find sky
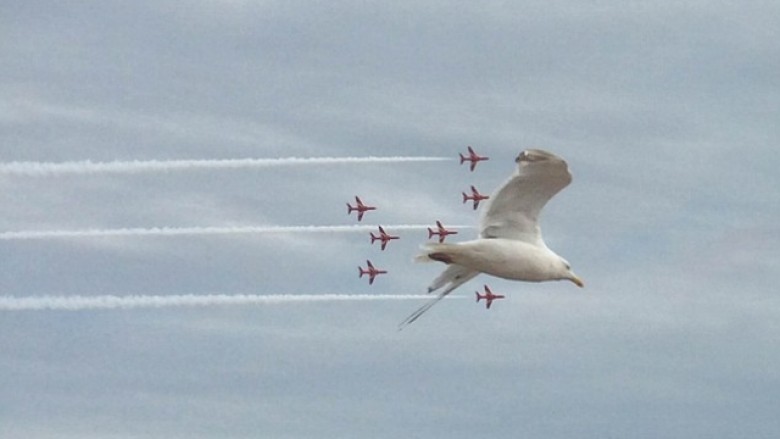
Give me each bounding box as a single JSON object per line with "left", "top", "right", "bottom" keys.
{"left": 1, "top": 1, "right": 779, "bottom": 438}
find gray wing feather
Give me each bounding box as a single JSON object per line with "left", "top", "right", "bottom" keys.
{"left": 427, "top": 264, "right": 478, "bottom": 293}
{"left": 399, "top": 267, "right": 478, "bottom": 330}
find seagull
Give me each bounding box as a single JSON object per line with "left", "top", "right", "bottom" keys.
{"left": 399, "top": 149, "right": 584, "bottom": 329}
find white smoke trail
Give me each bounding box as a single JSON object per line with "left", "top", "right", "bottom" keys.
{"left": 0, "top": 224, "right": 473, "bottom": 240}
{"left": 0, "top": 156, "right": 451, "bottom": 177}
{"left": 0, "top": 294, "right": 437, "bottom": 311}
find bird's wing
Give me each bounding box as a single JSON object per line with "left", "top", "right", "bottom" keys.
{"left": 398, "top": 266, "right": 478, "bottom": 330}
{"left": 479, "top": 149, "right": 572, "bottom": 245}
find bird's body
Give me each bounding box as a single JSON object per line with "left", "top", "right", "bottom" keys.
{"left": 420, "top": 239, "right": 564, "bottom": 282}
{"left": 400, "top": 149, "right": 583, "bottom": 329}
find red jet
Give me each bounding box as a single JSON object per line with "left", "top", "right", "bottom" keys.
{"left": 475, "top": 285, "right": 505, "bottom": 309}
{"left": 358, "top": 260, "right": 387, "bottom": 285}
{"left": 462, "top": 185, "right": 490, "bottom": 210}
{"left": 427, "top": 220, "right": 458, "bottom": 243}
{"left": 459, "top": 146, "right": 489, "bottom": 171}
{"left": 347, "top": 196, "right": 376, "bottom": 222}
{"left": 370, "top": 226, "right": 399, "bottom": 251}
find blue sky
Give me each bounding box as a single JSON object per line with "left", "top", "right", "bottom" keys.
{"left": 1, "top": 1, "right": 779, "bottom": 438}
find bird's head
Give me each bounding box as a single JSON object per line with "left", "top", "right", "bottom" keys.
{"left": 558, "top": 258, "right": 584, "bottom": 288}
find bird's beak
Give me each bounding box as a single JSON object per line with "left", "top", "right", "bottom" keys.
{"left": 569, "top": 274, "right": 584, "bottom": 288}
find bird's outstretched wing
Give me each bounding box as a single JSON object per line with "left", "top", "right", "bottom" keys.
{"left": 479, "top": 149, "right": 572, "bottom": 246}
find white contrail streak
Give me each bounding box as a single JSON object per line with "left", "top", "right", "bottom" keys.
{"left": 0, "top": 224, "right": 473, "bottom": 240}
{"left": 0, "top": 156, "right": 451, "bottom": 177}
{"left": 0, "top": 294, "right": 437, "bottom": 311}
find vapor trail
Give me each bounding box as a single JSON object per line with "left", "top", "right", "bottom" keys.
{"left": 0, "top": 156, "right": 450, "bottom": 177}
{"left": 0, "top": 294, "right": 435, "bottom": 311}
{"left": 0, "top": 224, "right": 472, "bottom": 240}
